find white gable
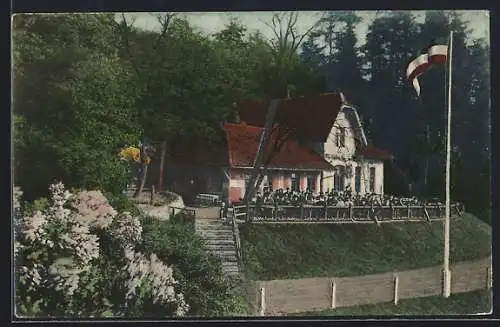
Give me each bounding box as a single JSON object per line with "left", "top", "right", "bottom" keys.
{"left": 324, "top": 110, "right": 356, "bottom": 161}
{"left": 323, "top": 106, "right": 367, "bottom": 162}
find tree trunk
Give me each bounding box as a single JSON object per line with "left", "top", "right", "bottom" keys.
{"left": 158, "top": 140, "right": 167, "bottom": 192}
{"left": 134, "top": 143, "right": 149, "bottom": 198}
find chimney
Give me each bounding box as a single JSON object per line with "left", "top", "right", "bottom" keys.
{"left": 232, "top": 102, "right": 241, "bottom": 123}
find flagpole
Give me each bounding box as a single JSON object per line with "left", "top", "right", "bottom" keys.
{"left": 443, "top": 30, "right": 453, "bottom": 298}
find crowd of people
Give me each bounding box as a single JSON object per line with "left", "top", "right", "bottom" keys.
{"left": 242, "top": 186, "right": 446, "bottom": 208}
{"left": 222, "top": 187, "right": 461, "bottom": 219}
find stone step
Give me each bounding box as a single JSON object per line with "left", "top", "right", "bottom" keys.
{"left": 199, "top": 235, "right": 234, "bottom": 241}
{"left": 204, "top": 239, "right": 235, "bottom": 245}
{"left": 197, "top": 229, "right": 233, "bottom": 234}
{"left": 197, "top": 225, "right": 233, "bottom": 231}
{"left": 217, "top": 253, "right": 238, "bottom": 262}
{"left": 210, "top": 248, "right": 237, "bottom": 255}
{"left": 221, "top": 262, "right": 239, "bottom": 268}
{"left": 206, "top": 243, "right": 236, "bottom": 249}
{"left": 222, "top": 265, "right": 239, "bottom": 271}
{"left": 206, "top": 246, "right": 236, "bottom": 253}
{"left": 198, "top": 229, "right": 234, "bottom": 235}
{"left": 201, "top": 236, "right": 234, "bottom": 242}
{"left": 196, "top": 222, "right": 228, "bottom": 226}
{"left": 212, "top": 252, "right": 238, "bottom": 262}
{"left": 199, "top": 235, "right": 234, "bottom": 240}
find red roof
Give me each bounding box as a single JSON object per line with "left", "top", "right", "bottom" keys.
{"left": 223, "top": 122, "right": 333, "bottom": 170}
{"left": 359, "top": 145, "right": 393, "bottom": 160}
{"left": 237, "top": 93, "right": 343, "bottom": 143}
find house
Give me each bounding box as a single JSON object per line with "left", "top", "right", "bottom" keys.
{"left": 223, "top": 122, "right": 333, "bottom": 202}
{"left": 154, "top": 93, "right": 392, "bottom": 204}
{"left": 237, "top": 93, "right": 392, "bottom": 197}
{"left": 318, "top": 105, "right": 392, "bottom": 195}
{"left": 155, "top": 121, "right": 334, "bottom": 204}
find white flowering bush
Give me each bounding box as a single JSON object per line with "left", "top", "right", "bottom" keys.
{"left": 14, "top": 182, "right": 189, "bottom": 318}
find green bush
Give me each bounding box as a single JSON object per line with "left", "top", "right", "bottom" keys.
{"left": 22, "top": 197, "right": 50, "bottom": 214}
{"left": 106, "top": 193, "right": 141, "bottom": 217}
{"left": 139, "top": 216, "right": 249, "bottom": 317}
{"left": 170, "top": 212, "right": 195, "bottom": 230}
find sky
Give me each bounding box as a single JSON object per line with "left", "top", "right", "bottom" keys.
{"left": 119, "top": 10, "right": 490, "bottom": 47}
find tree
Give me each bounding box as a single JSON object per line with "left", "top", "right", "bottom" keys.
{"left": 362, "top": 11, "right": 421, "bottom": 194}
{"left": 260, "top": 12, "right": 323, "bottom": 98}
{"left": 116, "top": 13, "right": 176, "bottom": 195}
{"left": 305, "top": 11, "right": 364, "bottom": 102}
{"left": 13, "top": 14, "right": 141, "bottom": 201}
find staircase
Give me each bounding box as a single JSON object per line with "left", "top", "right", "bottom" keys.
{"left": 195, "top": 218, "right": 241, "bottom": 278}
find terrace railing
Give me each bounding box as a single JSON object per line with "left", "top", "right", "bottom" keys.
{"left": 169, "top": 206, "right": 196, "bottom": 218}
{"left": 230, "top": 203, "right": 465, "bottom": 224}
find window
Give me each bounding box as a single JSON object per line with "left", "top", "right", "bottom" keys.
{"left": 369, "top": 167, "right": 376, "bottom": 193}
{"left": 333, "top": 166, "right": 345, "bottom": 191}
{"left": 355, "top": 166, "right": 361, "bottom": 193}
{"left": 291, "top": 173, "right": 299, "bottom": 192}
{"left": 307, "top": 175, "right": 316, "bottom": 191}
{"left": 336, "top": 127, "right": 346, "bottom": 148}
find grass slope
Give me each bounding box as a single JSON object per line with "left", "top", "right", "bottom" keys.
{"left": 239, "top": 213, "right": 491, "bottom": 281}
{"left": 290, "top": 290, "right": 492, "bottom": 316}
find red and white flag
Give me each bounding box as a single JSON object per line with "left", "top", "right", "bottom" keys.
{"left": 406, "top": 43, "right": 448, "bottom": 96}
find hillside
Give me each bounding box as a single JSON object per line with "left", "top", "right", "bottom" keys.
{"left": 239, "top": 213, "right": 491, "bottom": 281}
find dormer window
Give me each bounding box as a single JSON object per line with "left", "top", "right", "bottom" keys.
{"left": 336, "top": 127, "right": 346, "bottom": 148}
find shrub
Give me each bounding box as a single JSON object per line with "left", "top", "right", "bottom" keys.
{"left": 105, "top": 192, "right": 141, "bottom": 217}
{"left": 170, "top": 212, "right": 195, "bottom": 230}
{"left": 139, "top": 216, "right": 249, "bottom": 317}
{"left": 14, "top": 182, "right": 188, "bottom": 318}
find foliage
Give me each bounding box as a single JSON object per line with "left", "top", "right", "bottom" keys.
{"left": 239, "top": 213, "right": 491, "bottom": 281}
{"left": 13, "top": 14, "right": 141, "bottom": 201}
{"left": 301, "top": 10, "right": 490, "bottom": 224}
{"left": 290, "top": 289, "right": 491, "bottom": 316}
{"left": 302, "top": 11, "right": 364, "bottom": 103}
{"left": 139, "top": 215, "right": 249, "bottom": 316}
{"left": 14, "top": 183, "right": 188, "bottom": 318}
{"left": 169, "top": 211, "right": 195, "bottom": 230}
{"left": 105, "top": 193, "right": 141, "bottom": 217}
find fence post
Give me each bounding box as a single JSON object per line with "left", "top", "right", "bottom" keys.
{"left": 393, "top": 274, "right": 399, "bottom": 305}
{"left": 260, "top": 287, "right": 266, "bottom": 316}
{"left": 331, "top": 279, "right": 337, "bottom": 309}
{"left": 349, "top": 204, "right": 353, "bottom": 221}
{"left": 150, "top": 185, "right": 155, "bottom": 205}
{"left": 423, "top": 206, "right": 431, "bottom": 222}
{"left": 324, "top": 205, "right": 328, "bottom": 219}
{"left": 407, "top": 204, "right": 411, "bottom": 219}
{"left": 390, "top": 204, "right": 394, "bottom": 219}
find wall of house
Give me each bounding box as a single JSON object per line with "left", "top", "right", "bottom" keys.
{"left": 227, "top": 168, "right": 322, "bottom": 204}
{"left": 323, "top": 110, "right": 357, "bottom": 161}
{"left": 319, "top": 106, "right": 385, "bottom": 196}
{"left": 321, "top": 160, "right": 384, "bottom": 195}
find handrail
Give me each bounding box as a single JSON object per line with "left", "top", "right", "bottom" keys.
{"left": 230, "top": 203, "right": 464, "bottom": 222}
{"left": 169, "top": 206, "right": 195, "bottom": 217}
{"left": 231, "top": 209, "right": 242, "bottom": 267}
